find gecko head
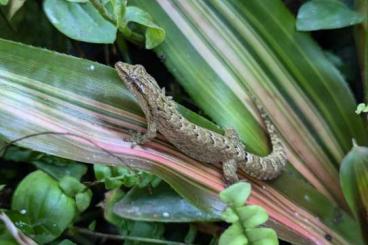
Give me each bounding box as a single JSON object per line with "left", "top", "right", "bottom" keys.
{"left": 115, "top": 62, "right": 162, "bottom": 106}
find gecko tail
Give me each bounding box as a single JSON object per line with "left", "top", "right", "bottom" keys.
{"left": 240, "top": 95, "right": 287, "bottom": 180}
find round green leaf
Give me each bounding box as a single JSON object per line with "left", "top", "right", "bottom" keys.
{"left": 11, "top": 171, "right": 76, "bottom": 243}
{"left": 219, "top": 223, "right": 248, "bottom": 245}
{"left": 221, "top": 207, "right": 239, "bottom": 223}
{"left": 219, "top": 182, "right": 251, "bottom": 207}
{"left": 296, "top": 0, "right": 364, "bottom": 31}
{"left": 75, "top": 190, "right": 92, "bottom": 212}
{"left": 59, "top": 176, "right": 85, "bottom": 197}
{"left": 236, "top": 205, "right": 269, "bottom": 228}
{"left": 43, "top": 0, "right": 117, "bottom": 43}
{"left": 245, "top": 228, "right": 278, "bottom": 245}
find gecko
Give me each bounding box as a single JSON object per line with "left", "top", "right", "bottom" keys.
{"left": 115, "top": 62, "right": 287, "bottom": 183}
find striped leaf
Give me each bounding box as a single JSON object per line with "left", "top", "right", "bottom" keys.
{"left": 0, "top": 38, "right": 363, "bottom": 244}
{"left": 131, "top": 0, "right": 368, "bottom": 214}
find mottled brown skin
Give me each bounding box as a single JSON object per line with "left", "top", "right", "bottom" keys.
{"left": 115, "top": 62, "right": 286, "bottom": 183}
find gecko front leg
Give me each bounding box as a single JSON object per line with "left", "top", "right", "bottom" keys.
{"left": 127, "top": 117, "right": 157, "bottom": 146}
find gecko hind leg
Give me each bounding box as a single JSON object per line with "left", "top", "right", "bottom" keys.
{"left": 223, "top": 159, "right": 239, "bottom": 185}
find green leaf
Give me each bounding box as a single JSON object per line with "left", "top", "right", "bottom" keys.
{"left": 59, "top": 176, "right": 86, "bottom": 196}
{"left": 0, "top": 37, "right": 363, "bottom": 243}
{"left": 296, "top": 0, "right": 365, "bottom": 31}
{"left": 110, "top": 0, "right": 126, "bottom": 26}
{"left": 355, "top": 103, "right": 368, "bottom": 114}
{"left": 103, "top": 189, "right": 165, "bottom": 243}
{"left": 236, "top": 206, "right": 269, "bottom": 228}
{"left": 43, "top": 0, "right": 117, "bottom": 43}
{"left": 59, "top": 176, "right": 92, "bottom": 212}
{"left": 75, "top": 191, "right": 92, "bottom": 212}
{"left": 219, "top": 223, "right": 248, "bottom": 245}
{"left": 122, "top": 6, "right": 165, "bottom": 49}
{"left": 11, "top": 171, "right": 76, "bottom": 243}
{"left": 0, "top": 0, "right": 9, "bottom": 6}
{"left": 340, "top": 142, "right": 368, "bottom": 242}
{"left": 2, "top": 146, "right": 87, "bottom": 181}
{"left": 221, "top": 207, "right": 239, "bottom": 223}
{"left": 245, "top": 228, "right": 278, "bottom": 245}
{"left": 219, "top": 182, "right": 251, "bottom": 207}
{"left": 0, "top": 185, "right": 5, "bottom": 192}
{"left": 113, "top": 182, "right": 220, "bottom": 222}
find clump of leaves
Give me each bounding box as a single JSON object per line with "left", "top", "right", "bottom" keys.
{"left": 94, "top": 165, "right": 161, "bottom": 190}
{"left": 9, "top": 170, "right": 92, "bottom": 243}
{"left": 219, "top": 182, "right": 278, "bottom": 245}
{"left": 42, "top": 0, "right": 165, "bottom": 49}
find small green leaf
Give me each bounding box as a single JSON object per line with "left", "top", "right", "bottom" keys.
{"left": 236, "top": 205, "right": 269, "bottom": 228}
{"left": 221, "top": 207, "right": 239, "bottom": 223}
{"left": 94, "top": 165, "right": 112, "bottom": 179}
{"left": 297, "top": 0, "right": 364, "bottom": 31}
{"left": 0, "top": 185, "right": 5, "bottom": 192}
{"left": 219, "top": 182, "right": 251, "bottom": 207}
{"left": 2, "top": 146, "right": 88, "bottom": 181}
{"left": 88, "top": 220, "right": 96, "bottom": 231}
{"left": 75, "top": 190, "right": 92, "bottom": 212}
{"left": 43, "top": 0, "right": 117, "bottom": 43}
{"left": 11, "top": 171, "right": 76, "bottom": 243}
{"left": 59, "top": 176, "right": 86, "bottom": 196}
{"left": 0, "top": 0, "right": 9, "bottom": 6}
{"left": 245, "top": 228, "right": 278, "bottom": 245}
{"left": 122, "top": 6, "right": 165, "bottom": 49}
{"left": 340, "top": 143, "right": 368, "bottom": 243}
{"left": 356, "top": 103, "right": 368, "bottom": 114}
{"left": 59, "top": 176, "right": 92, "bottom": 212}
{"left": 219, "top": 223, "right": 248, "bottom": 245}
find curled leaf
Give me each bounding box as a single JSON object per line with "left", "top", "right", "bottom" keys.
{"left": 122, "top": 6, "right": 165, "bottom": 49}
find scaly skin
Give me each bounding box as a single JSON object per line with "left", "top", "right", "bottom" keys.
{"left": 115, "top": 62, "right": 286, "bottom": 183}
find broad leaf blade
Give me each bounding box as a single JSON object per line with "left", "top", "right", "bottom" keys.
{"left": 0, "top": 38, "right": 362, "bottom": 244}
{"left": 113, "top": 182, "right": 220, "bottom": 222}
{"left": 131, "top": 0, "right": 368, "bottom": 211}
